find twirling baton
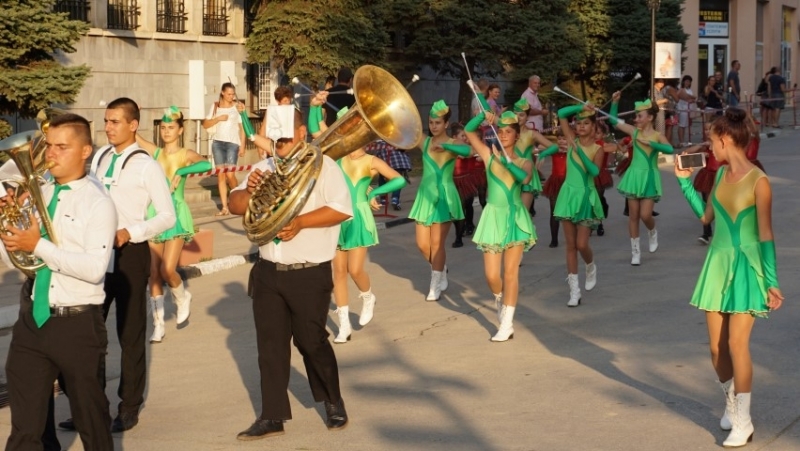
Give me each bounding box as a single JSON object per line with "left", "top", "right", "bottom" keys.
{"left": 598, "top": 73, "right": 642, "bottom": 110}
{"left": 460, "top": 52, "right": 511, "bottom": 160}
{"left": 291, "top": 77, "right": 341, "bottom": 112}
{"left": 553, "top": 87, "right": 615, "bottom": 120}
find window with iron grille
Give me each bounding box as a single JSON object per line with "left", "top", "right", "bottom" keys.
{"left": 203, "top": 0, "right": 228, "bottom": 36}
{"left": 244, "top": 0, "right": 258, "bottom": 36}
{"left": 54, "top": 0, "right": 90, "bottom": 23}
{"left": 108, "top": 0, "right": 139, "bottom": 30}
{"left": 256, "top": 63, "right": 272, "bottom": 110}
{"left": 157, "top": 0, "right": 187, "bottom": 33}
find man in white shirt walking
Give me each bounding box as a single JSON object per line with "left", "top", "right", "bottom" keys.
{"left": 229, "top": 109, "right": 353, "bottom": 440}
{"left": 1, "top": 113, "right": 117, "bottom": 450}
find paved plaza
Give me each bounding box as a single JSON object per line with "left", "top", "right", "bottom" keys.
{"left": 0, "top": 130, "right": 798, "bottom": 450}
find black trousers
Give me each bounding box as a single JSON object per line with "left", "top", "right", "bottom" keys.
{"left": 103, "top": 242, "right": 150, "bottom": 415}
{"left": 250, "top": 259, "right": 341, "bottom": 420}
{"left": 5, "top": 280, "right": 113, "bottom": 451}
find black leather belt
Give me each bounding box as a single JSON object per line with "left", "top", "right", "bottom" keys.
{"left": 275, "top": 262, "right": 321, "bottom": 271}
{"left": 49, "top": 304, "right": 102, "bottom": 318}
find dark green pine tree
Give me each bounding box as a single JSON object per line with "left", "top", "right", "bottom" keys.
{"left": 401, "top": 0, "right": 584, "bottom": 123}
{"left": 0, "top": 0, "right": 90, "bottom": 117}
{"left": 246, "top": 0, "right": 388, "bottom": 85}
{"left": 568, "top": 0, "right": 613, "bottom": 103}
{"left": 607, "top": 0, "right": 688, "bottom": 103}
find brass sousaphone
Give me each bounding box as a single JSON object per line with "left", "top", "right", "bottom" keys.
{"left": 243, "top": 65, "right": 423, "bottom": 245}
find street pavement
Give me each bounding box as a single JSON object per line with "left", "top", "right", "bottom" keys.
{"left": 0, "top": 128, "right": 798, "bottom": 450}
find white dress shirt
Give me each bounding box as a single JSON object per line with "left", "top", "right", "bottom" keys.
{"left": 521, "top": 87, "right": 544, "bottom": 131}
{"left": 3, "top": 176, "right": 119, "bottom": 307}
{"left": 232, "top": 154, "right": 352, "bottom": 264}
{"left": 91, "top": 143, "right": 175, "bottom": 244}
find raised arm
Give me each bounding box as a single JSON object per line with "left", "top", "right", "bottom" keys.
{"left": 608, "top": 91, "right": 636, "bottom": 136}
{"left": 135, "top": 134, "right": 157, "bottom": 156}
{"left": 463, "top": 111, "right": 493, "bottom": 163}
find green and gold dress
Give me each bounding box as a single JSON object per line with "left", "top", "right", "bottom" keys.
{"left": 553, "top": 142, "right": 605, "bottom": 228}
{"left": 337, "top": 154, "right": 379, "bottom": 250}
{"left": 408, "top": 137, "right": 465, "bottom": 225}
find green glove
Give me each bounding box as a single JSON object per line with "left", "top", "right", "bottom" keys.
{"left": 476, "top": 93, "right": 491, "bottom": 111}
{"left": 441, "top": 143, "right": 471, "bottom": 157}
{"left": 175, "top": 160, "right": 213, "bottom": 177}
{"left": 557, "top": 104, "right": 585, "bottom": 119}
{"left": 538, "top": 143, "right": 558, "bottom": 158}
{"left": 650, "top": 141, "right": 674, "bottom": 154}
{"left": 308, "top": 106, "right": 323, "bottom": 135}
{"left": 465, "top": 112, "right": 486, "bottom": 133}
{"left": 240, "top": 112, "right": 256, "bottom": 139}
{"left": 759, "top": 240, "right": 779, "bottom": 289}
{"left": 368, "top": 176, "right": 407, "bottom": 201}
{"left": 576, "top": 147, "right": 599, "bottom": 176}
{"left": 502, "top": 159, "right": 528, "bottom": 184}
{"left": 608, "top": 102, "right": 620, "bottom": 126}
{"left": 677, "top": 176, "right": 705, "bottom": 218}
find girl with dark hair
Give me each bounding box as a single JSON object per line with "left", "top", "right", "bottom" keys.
{"left": 137, "top": 107, "right": 212, "bottom": 342}
{"left": 548, "top": 103, "right": 606, "bottom": 307}
{"left": 609, "top": 91, "right": 674, "bottom": 266}
{"left": 409, "top": 100, "right": 470, "bottom": 301}
{"left": 675, "top": 107, "right": 783, "bottom": 448}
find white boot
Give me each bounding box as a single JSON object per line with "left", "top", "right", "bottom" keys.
{"left": 170, "top": 281, "right": 192, "bottom": 325}
{"left": 566, "top": 274, "right": 581, "bottom": 307}
{"left": 149, "top": 296, "right": 165, "bottom": 343}
{"left": 439, "top": 265, "right": 449, "bottom": 291}
{"left": 333, "top": 307, "right": 351, "bottom": 343}
{"left": 491, "top": 305, "right": 515, "bottom": 342}
{"left": 631, "top": 238, "right": 641, "bottom": 266}
{"left": 648, "top": 228, "right": 659, "bottom": 252}
{"left": 494, "top": 293, "right": 503, "bottom": 322}
{"left": 723, "top": 392, "right": 754, "bottom": 447}
{"left": 719, "top": 379, "right": 735, "bottom": 431}
{"left": 585, "top": 262, "right": 597, "bottom": 291}
{"left": 358, "top": 290, "right": 376, "bottom": 326}
{"left": 426, "top": 271, "right": 442, "bottom": 301}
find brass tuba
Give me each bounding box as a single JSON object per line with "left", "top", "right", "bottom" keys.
{"left": 243, "top": 65, "right": 423, "bottom": 246}
{"left": 0, "top": 110, "right": 61, "bottom": 278}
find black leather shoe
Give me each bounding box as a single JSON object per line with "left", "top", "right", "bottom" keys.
{"left": 236, "top": 419, "right": 285, "bottom": 441}
{"left": 597, "top": 224, "right": 605, "bottom": 236}
{"left": 110, "top": 412, "right": 139, "bottom": 432}
{"left": 324, "top": 399, "right": 348, "bottom": 430}
{"left": 58, "top": 418, "right": 75, "bottom": 431}
{"left": 549, "top": 241, "right": 558, "bottom": 248}
{"left": 392, "top": 203, "right": 402, "bottom": 211}
{"left": 452, "top": 239, "right": 463, "bottom": 248}
{"left": 653, "top": 211, "right": 660, "bottom": 217}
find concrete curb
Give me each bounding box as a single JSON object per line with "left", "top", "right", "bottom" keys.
{"left": 177, "top": 215, "right": 414, "bottom": 281}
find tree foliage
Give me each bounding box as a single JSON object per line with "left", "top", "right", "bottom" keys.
{"left": 247, "top": 0, "right": 388, "bottom": 84}
{"left": 0, "top": 0, "right": 90, "bottom": 117}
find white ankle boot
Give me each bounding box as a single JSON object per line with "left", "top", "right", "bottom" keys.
{"left": 494, "top": 293, "right": 503, "bottom": 322}
{"left": 426, "top": 271, "right": 443, "bottom": 301}
{"left": 723, "top": 392, "right": 754, "bottom": 447}
{"left": 491, "top": 305, "right": 515, "bottom": 342}
{"left": 648, "top": 228, "right": 659, "bottom": 253}
{"left": 566, "top": 274, "right": 581, "bottom": 307}
{"left": 170, "top": 281, "right": 192, "bottom": 325}
{"left": 149, "top": 296, "right": 165, "bottom": 343}
{"left": 719, "top": 379, "right": 735, "bottom": 431}
{"left": 334, "top": 307, "right": 351, "bottom": 343}
{"left": 585, "top": 262, "right": 597, "bottom": 291}
{"left": 631, "top": 237, "right": 641, "bottom": 266}
{"left": 358, "top": 291, "right": 376, "bottom": 326}
{"left": 439, "top": 265, "right": 449, "bottom": 291}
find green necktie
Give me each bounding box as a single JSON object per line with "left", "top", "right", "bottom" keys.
{"left": 32, "top": 184, "right": 71, "bottom": 327}
{"left": 104, "top": 152, "right": 121, "bottom": 189}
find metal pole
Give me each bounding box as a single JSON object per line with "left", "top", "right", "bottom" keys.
{"left": 650, "top": 6, "right": 656, "bottom": 100}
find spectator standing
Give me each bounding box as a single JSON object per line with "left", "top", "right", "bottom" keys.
{"left": 202, "top": 82, "right": 246, "bottom": 216}
{"left": 726, "top": 60, "right": 741, "bottom": 107}
{"left": 767, "top": 66, "right": 786, "bottom": 128}
{"left": 520, "top": 75, "right": 548, "bottom": 131}
{"left": 324, "top": 67, "right": 356, "bottom": 127}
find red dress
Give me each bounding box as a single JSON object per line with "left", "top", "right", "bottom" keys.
{"left": 542, "top": 151, "right": 567, "bottom": 200}
{"left": 594, "top": 140, "right": 613, "bottom": 189}
{"left": 454, "top": 156, "right": 478, "bottom": 200}
{"left": 692, "top": 146, "right": 721, "bottom": 195}
{"left": 614, "top": 136, "right": 633, "bottom": 176}
{"left": 746, "top": 138, "right": 765, "bottom": 172}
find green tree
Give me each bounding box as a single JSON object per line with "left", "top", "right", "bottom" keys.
{"left": 247, "top": 0, "right": 388, "bottom": 84}
{"left": 568, "top": 0, "right": 613, "bottom": 103}
{"left": 402, "top": 0, "right": 584, "bottom": 123}
{"left": 0, "top": 0, "right": 90, "bottom": 117}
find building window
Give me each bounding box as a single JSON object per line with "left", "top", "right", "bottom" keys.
{"left": 255, "top": 63, "right": 272, "bottom": 110}
{"left": 156, "top": 0, "right": 187, "bottom": 33}
{"left": 108, "top": 0, "right": 139, "bottom": 30}
{"left": 244, "top": 0, "right": 258, "bottom": 36}
{"left": 203, "top": 0, "right": 228, "bottom": 36}
{"left": 54, "top": 0, "right": 90, "bottom": 22}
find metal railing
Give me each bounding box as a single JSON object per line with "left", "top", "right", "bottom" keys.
{"left": 108, "top": 0, "right": 139, "bottom": 30}
{"left": 203, "top": 0, "right": 228, "bottom": 36}
{"left": 156, "top": 0, "right": 187, "bottom": 34}
{"left": 54, "top": 0, "right": 90, "bottom": 22}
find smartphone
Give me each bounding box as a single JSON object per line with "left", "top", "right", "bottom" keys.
{"left": 678, "top": 152, "right": 707, "bottom": 170}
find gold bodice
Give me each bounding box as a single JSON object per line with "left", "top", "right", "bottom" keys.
{"left": 155, "top": 147, "right": 189, "bottom": 179}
